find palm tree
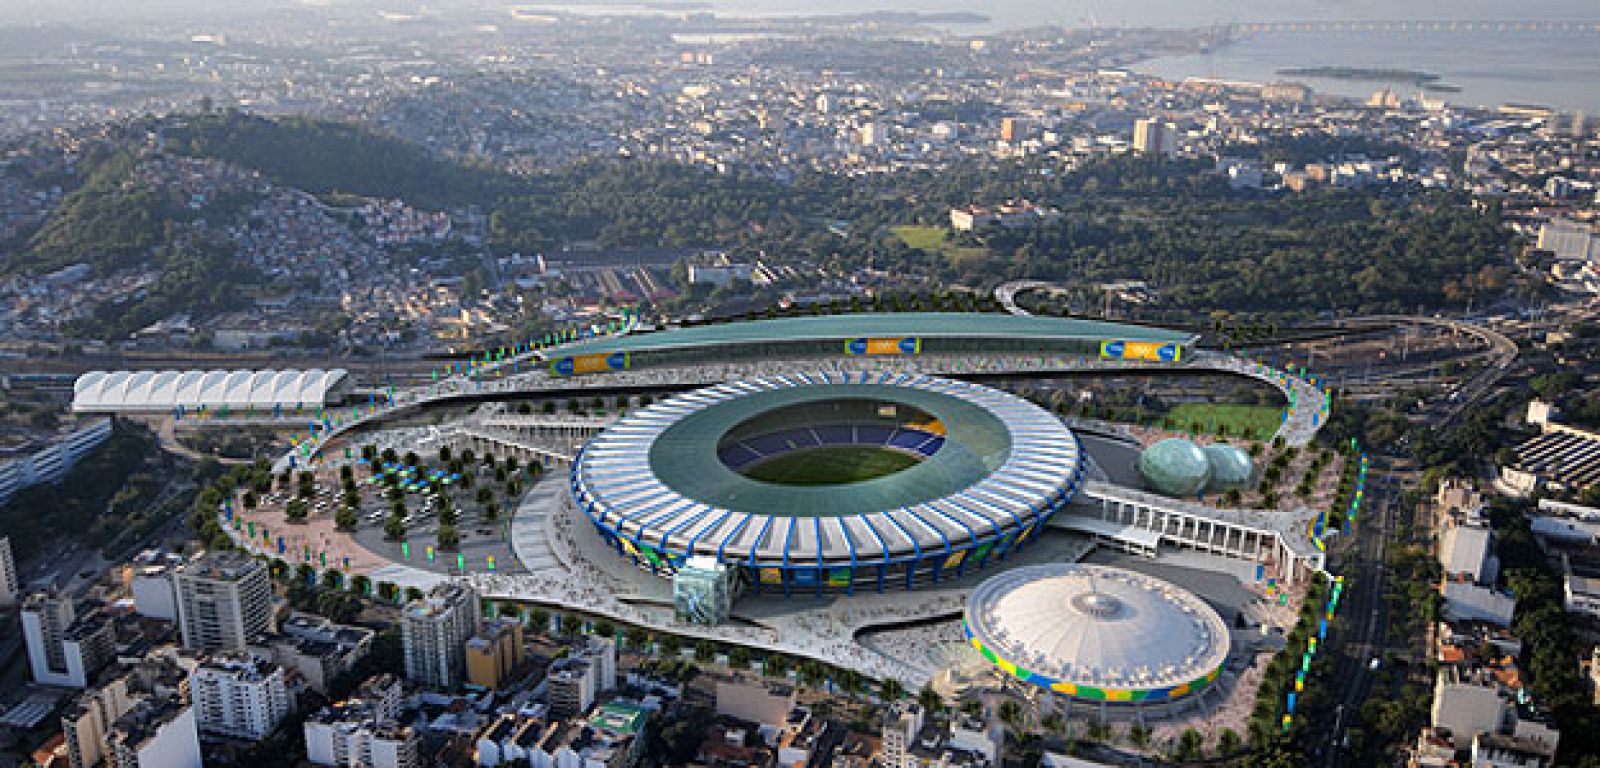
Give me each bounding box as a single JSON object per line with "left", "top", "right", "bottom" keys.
{"left": 350, "top": 574, "right": 371, "bottom": 596}
{"left": 1042, "top": 712, "right": 1064, "bottom": 735}
{"left": 880, "top": 677, "right": 905, "bottom": 701}
{"left": 321, "top": 570, "right": 344, "bottom": 590}
{"left": 559, "top": 613, "right": 582, "bottom": 637}
{"left": 997, "top": 699, "right": 1023, "bottom": 729}
{"left": 529, "top": 608, "right": 551, "bottom": 635}
{"left": 1129, "top": 724, "right": 1151, "bottom": 750}
{"left": 917, "top": 684, "right": 943, "bottom": 715}
{"left": 762, "top": 653, "right": 788, "bottom": 677}
{"left": 1175, "top": 728, "right": 1204, "bottom": 760}
{"left": 1218, "top": 728, "right": 1242, "bottom": 756}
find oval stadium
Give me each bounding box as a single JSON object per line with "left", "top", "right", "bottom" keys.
{"left": 963, "top": 563, "right": 1231, "bottom": 704}
{"left": 570, "top": 371, "right": 1085, "bottom": 595}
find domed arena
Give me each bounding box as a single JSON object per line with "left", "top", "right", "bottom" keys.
{"left": 1137, "top": 438, "right": 1212, "bottom": 497}
{"left": 963, "top": 563, "right": 1231, "bottom": 703}
{"left": 570, "top": 371, "right": 1086, "bottom": 595}
{"left": 1203, "top": 443, "right": 1255, "bottom": 491}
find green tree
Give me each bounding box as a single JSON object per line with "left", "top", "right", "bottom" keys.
{"left": 1176, "top": 728, "right": 1204, "bottom": 760}
{"left": 560, "top": 613, "right": 583, "bottom": 637}
{"left": 437, "top": 524, "right": 460, "bottom": 550}
{"left": 998, "top": 699, "right": 1023, "bottom": 729}
{"left": 1218, "top": 728, "right": 1242, "bottom": 756}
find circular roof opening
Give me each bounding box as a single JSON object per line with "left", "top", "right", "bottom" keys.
{"left": 717, "top": 398, "right": 941, "bottom": 486}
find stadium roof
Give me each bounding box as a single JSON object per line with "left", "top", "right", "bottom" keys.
{"left": 72, "top": 369, "right": 349, "bottom": 413}
{"left": 553, "top": 312, "right": 1196, "bottom": 356}
{"left": 573, "top": 371, "right": 1083, "bottom": 566}
{"left": 964, "top": 563, "right": 1231, "bottom": 699}
{"left": 645, "top": 377, "right": 1011, "bottom": 518}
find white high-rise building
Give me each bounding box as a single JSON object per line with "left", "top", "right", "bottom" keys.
{"left": 105, "top": 699, "right": 202, "bottom": 768}
{"left": 128, "top": 550, "right": 184, "bottom": 621}
{"left": 173, "top": 551, "right": 273, "bottom": 651}
{"left": 63, "top": 676, "right": 136, "bottom": 768}
{"left": 192, "top": 653, "right": 291, "bottom": 740}
{"left": 546, "top": 636, "right": 616, "bottom": 718}
{"left": 881, "top": 701, "right": 924, "bottom": 768}
{"left": 304, "top": 675, "right": 415, "bottom": 768}
{"left": 400, "top": 583, "right": 479, "bottom": 689}
{"left": 1132, "top": 117, "right": 1177, "bottom": 156}
{"left": 0, "top": 536, "right": 18, "bottom": 607}
{"left": 21, "top": 592, "right": 115, "bottom": 688}
{"left": 859, "top": 122, "right": 884, "bottom": 147}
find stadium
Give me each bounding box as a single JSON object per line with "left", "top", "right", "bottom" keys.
{"left": 963, "top": 563, "right": 1231, "bottom": 704}
{"left": 570, "top": 371, "right": 1085, "bottom": 595}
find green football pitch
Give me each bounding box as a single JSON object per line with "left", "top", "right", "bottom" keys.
{"left": 742, "top": 446, "right": 921, "bottom": 486}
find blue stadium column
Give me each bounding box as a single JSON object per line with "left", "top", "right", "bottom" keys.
{"left": 841, "top": 520, "right": 858, "bottom": 597}
{"left": 903, "top": 506, "right": 951, "bottom": 587}
{"left": 781, "top": 518, "right": 798, "bottom": 599}
{"left": 814, "top": 518, "right": 826, "bottom": 598}
{"left": 745, "top": 515, "right": 775, "bottom": 596}
{"left": 880, "top": 512, "right": 921, "bottom": 590}
{"left": 856, "top": 516, "right": 891, "bottom": 594}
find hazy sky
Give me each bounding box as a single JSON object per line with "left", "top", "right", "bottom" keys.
{"left": 5, "top": 0, "right": 1599, "bottom": 29}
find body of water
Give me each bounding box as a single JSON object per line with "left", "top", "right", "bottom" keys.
{"left": 1137, "top": 31, "right": 1600, "bottom": 114}
{"left": 707, "top": 0, "right": 1600, "bottom": 113}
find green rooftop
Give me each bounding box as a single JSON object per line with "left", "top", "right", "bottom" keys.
{"left": 553, "top": 312, "right": 1195, "bottom": 357}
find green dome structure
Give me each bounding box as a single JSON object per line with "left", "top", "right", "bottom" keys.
{"left": 1203, "top": 443, "right": 1255, "bottom": 492}
{"left": 1137, "top": 438, "right": 1212, "bottom": 497}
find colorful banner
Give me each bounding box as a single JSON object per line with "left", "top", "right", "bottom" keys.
{"left": 550, "top": 352, "right": 630, "bottom": 376}
{"left": 1099, "top": 340, "right": 1181, "bottom": 362}
{"left": 844, "top": 337, "right": 921, "bottom": 356}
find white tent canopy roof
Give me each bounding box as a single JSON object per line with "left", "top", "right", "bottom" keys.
{"left": 72, "top": 369, "right": 350, "bottom": 413}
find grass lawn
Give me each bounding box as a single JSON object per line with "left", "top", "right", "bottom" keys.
{"left": 1164, "top": 403, "right": 1284, "bottom": 442}
{"left": 891, "top": 224, "right": 992, "bottom": 266}
{"left": 890, "top": 224, "right": 948, "bottom": 251}
{"left": 743, "top": 446, "right": 921, "bottom": 486}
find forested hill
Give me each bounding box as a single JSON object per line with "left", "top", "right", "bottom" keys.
{"left": 166, "top": 110, "right": 520, "bottom": 209}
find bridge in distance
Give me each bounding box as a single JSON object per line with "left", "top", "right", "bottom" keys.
{"left": 1226, "top": 19, "right": 1600, "bottom": 35}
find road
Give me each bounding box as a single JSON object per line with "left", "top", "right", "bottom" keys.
{"left": 1317, "top": 456, "right": 1399, "bottom": 767}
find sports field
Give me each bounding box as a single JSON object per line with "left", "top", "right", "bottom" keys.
{"left": 743, "top": 446, "right": 922, "bottom": 486}
{"left": 891, "top": 224, "right": 991, "bottom": 266}
{"left": 890, "top": 224, "right": 947, "bottom": 250}
{"left": 1165, "top": 403, "right": 1283, "bottom": 441}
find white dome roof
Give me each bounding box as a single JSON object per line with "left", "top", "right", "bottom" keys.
{"left": 965, "top": 564, "right": 1230, "bottom": 695}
